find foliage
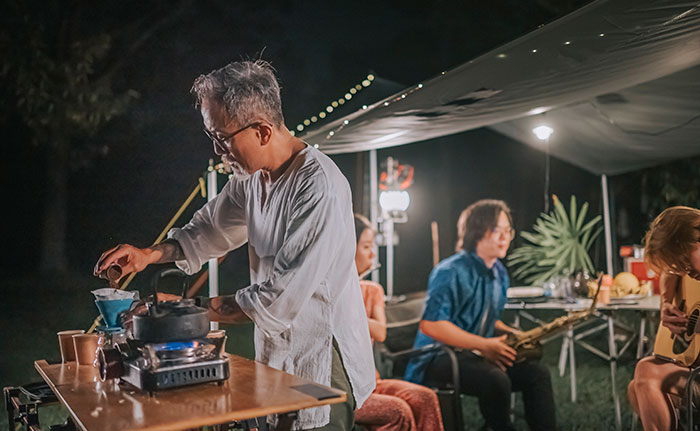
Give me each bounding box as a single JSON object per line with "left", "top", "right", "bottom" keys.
{"left": 640, "top": 156, "right": 700, "bottom": 221}
{"left": 508, "top": 195, "right": 602, "bottom": 285}
{"left": 5, "top": 29, "right": 138, "bottom": 163}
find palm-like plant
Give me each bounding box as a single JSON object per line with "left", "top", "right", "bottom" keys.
{"left": 508, "top": 195, "right": 602, "bottom": 286}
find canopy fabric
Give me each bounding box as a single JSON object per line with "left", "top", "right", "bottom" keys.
{"left": 303, "top": 0, "right": 700, "bottom": 175}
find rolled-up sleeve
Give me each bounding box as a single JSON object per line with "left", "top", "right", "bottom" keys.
{"left": 235, "top": 174, "right": 339, "bottom": 338}
{"left": 167, "top": 179, "right": 248, "bottom": 274}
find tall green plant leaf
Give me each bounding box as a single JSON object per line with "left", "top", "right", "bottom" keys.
{"left": 507, "top": 195, "right": 601, "bottom": 285}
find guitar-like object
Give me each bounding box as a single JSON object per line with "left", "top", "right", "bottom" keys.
{"left": 654, "top": 275, "right": 700, "bottom": 367}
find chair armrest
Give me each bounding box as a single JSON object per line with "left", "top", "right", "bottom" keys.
{"left": 378, "top": 343, "right": 442, "bottom": 360}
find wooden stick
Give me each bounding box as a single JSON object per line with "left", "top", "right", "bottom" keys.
{"left": 431, "top": 221, "right": 440, "bottom": 267}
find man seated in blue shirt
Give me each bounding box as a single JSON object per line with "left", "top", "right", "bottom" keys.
{"left": 405, "top": 199, "right": 556, "bottom": 431}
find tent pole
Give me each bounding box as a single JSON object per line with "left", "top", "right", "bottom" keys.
{"left": 369, "top": 149, "right": 379, "bottom": 283}
{"left": 601, "top": 174, "right": 614, "bottom": 276}
{"left": 207, "top": 163, "right": 219, "bottom": 330}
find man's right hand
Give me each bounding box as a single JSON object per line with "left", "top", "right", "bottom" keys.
{"left": 478, "top": 334, "right": 517, "bottom": 371}
{"left": 94, "top": 244, "right": 156, "bottom": 281}
{"left": 661, "top": 301, "right": 688, "bottom": 335}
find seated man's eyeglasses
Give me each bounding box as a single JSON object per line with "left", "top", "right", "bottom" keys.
{"left": 492, "top": 227, "right": 516, "bottom": 240}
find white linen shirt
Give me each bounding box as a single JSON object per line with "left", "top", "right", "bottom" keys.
{"left": 168, "top": 145, "right": 375, "bottom": 429}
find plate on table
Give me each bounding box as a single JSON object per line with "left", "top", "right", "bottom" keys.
{"left": 507, "top": 287, "right": 547, "bottom": 303}
{"left": 507, "top": 287, "right": 545, "bottom": 298}
{"left": 609, "top": 293, "right": 648, "bottom": 302}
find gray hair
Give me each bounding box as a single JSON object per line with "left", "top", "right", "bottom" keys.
{"left": 191, "top": 60, "right": 284, "bottom": 128}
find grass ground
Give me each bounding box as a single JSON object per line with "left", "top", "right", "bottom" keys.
{"left": 1, "top": 273, "right": 644, "bottom": 430}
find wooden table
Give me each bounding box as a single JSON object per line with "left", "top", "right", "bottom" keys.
{"left": 34, "top": 355, "right": 345, "bottom": 431}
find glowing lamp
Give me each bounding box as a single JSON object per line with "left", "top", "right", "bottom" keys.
{"left": 532, "top": 125, "right": 554, "bottom": 141}
{"left": 379, "top": 190, "right": 410, "bottom": 212}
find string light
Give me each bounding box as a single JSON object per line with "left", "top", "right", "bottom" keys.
{"left": 292, "top": 73, "right": 375, "bottom": 136}
{"left": 322, "top": 77, "right": 424, "bottom": 142}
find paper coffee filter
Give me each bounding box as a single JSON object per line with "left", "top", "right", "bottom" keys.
{"left": 91, "top": 288, "right": 139, "bottom": 301}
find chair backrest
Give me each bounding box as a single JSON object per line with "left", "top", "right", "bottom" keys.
{"left": 383, "top": 292, "right": 427, "bottom": 353}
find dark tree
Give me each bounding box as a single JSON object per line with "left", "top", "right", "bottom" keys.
{"left": 1, "top": 0, "right": 190, "bottom": 273}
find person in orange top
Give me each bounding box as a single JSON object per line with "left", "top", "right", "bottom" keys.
{"left": 352, "top": 214, "right": 444, "bottom": 431}
{"left": 627, "top": 206, "right": 700, "bottom": 431}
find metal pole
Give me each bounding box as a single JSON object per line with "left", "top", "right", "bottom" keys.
{"left": 601, "top": 174, "right": 614, "bottom": 276}
{"left": 385, "top": 218, "right": 394, "bottom": 299}
{"left": 607, "top": 314, "right": 622, "bottom": 430}
{"left": 369, "top": 150, "right": 379, "bottom": 284}
{"left": 544, "top": 138, "right": 550, "bottom": 213}
{"left": 207, "top": 163, "right": 219, "bottom": 330}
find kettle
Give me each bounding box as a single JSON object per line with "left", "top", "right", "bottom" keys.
{"left": 132, "top": 269, "right": 210, "bottom": 343}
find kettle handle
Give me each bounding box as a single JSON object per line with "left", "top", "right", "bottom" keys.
{"left": 150, "top": 268, "right": 190, "bottom": 313}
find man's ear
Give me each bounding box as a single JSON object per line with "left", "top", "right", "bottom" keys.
{"left": 257, "top": 122, "right": 273, "bottom": 146}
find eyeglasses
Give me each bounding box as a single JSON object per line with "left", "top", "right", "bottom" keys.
{"left": 491, "top": 227, "right": 516, "bottom": 240}
{"left": 203, "top": 122, "right": 260, "bottom": 148}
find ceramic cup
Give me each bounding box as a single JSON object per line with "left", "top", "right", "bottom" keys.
{"left": 57, "top": 330, "right": 85, "bottom": 362}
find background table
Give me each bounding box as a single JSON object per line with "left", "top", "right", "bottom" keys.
{"left": 34, "top": 354, "right": 345, "bottom": 431}
{"left": 505, "top": 295, "right": 660, "bottom": 431}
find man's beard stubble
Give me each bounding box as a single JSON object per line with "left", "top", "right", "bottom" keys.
{"left": 222, "top": 154, "right": 251, "bottom": 180}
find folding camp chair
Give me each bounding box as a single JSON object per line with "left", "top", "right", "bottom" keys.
{"left": 374, "top": 292, "right": 464, "bottom": 431}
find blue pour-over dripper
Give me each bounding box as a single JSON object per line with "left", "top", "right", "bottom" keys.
{"left": 95, "top": 299, "right": 134, "bottom": 328}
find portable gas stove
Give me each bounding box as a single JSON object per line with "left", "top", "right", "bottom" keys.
{"left": 98, "top": 274, "right": 229, "bottom": 393}
{"left": 100, "top": 337, "right": 229, "bottom": 393}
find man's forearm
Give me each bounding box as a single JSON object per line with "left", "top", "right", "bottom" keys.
{"left": 420, "top": 320, "right": 485, "bottom": 351}
{"left": 147, "top": 239, "right": 186, "bottom": 264}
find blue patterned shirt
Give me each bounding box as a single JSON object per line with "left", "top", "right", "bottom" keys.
{"left": 404, "top": 251, "right": 509, "bottom": 384}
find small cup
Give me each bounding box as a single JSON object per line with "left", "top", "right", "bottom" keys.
{"left": 58, "top": 330, "right": 85, "bottom": 362}
{"left": 207, "top": 329, "right": 227, "bottom": 356}
{"left": 73, "top": 333, "right": 100, "bottom": 366}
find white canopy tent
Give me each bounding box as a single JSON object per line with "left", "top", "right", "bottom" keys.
{"left": 302, "top": 0, "right": 700, "bottom": 276}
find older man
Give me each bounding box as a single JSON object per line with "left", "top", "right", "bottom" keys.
{"left": 95, "top": 60, "right": 375, "bottom": 430}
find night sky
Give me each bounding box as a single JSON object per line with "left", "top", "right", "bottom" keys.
{"left": 2, "top": 0, "right": 606, "bottom": 293}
